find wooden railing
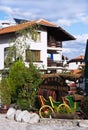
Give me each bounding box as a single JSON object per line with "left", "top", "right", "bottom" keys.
{"left": 48, "top": 41, "right": 62, "bottom": 48}
{"left": 47, "top": 58, "right": 63, "bottom": 67}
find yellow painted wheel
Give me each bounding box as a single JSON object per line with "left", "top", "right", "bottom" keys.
{"left": 39, "top": 105, "right": 54, "bottom": 118}
{"left": 57, "top": 103, "right": 72, "bottom": 114}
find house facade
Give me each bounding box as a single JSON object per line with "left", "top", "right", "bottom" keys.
{"left": 67, "top": 55, "right": 84, "bottom": 70}
{"left": 0, "top": 19, "right": 75, "bottom": 73}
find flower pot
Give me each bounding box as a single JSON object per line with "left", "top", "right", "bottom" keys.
{"left": 1, "top": 105, "right": 9, "bottom": 113}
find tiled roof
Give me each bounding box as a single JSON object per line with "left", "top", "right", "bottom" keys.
{"left": 68, "top": 55, "right": 84, "bottom": 63}
{"left": 0, "top": 19, "right": 56, "bottom": 35}
{"left": 36, "top": 19, "right": 57, "bottom": 27}
{"left": 73, "top": 55, "right": 84, "bottom": 60}
{"left": 0, "top": 20, "right": 36, "bottom": 35}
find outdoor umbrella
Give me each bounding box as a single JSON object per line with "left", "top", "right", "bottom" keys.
{"left": 84, "top": 39, "right": 88, "bottom": 93}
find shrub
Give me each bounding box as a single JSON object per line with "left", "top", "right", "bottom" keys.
{"left": 81, "top": 95, "right": 88, "bottom": 119}
{"left": 0, "top": 78, "right": 11, "bottom": 105}
{"left": 7, "top": 60, "right": 42, "bottom": 110}
{"left": 16, "top": 98, "right": 30, "bottom": 110}
{"left": 7, "top": 60, "right": 27, "bottom": 103}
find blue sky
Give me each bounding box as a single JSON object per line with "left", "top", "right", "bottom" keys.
{"left": 0, "top": 0, "right": 88, "bottom": 59}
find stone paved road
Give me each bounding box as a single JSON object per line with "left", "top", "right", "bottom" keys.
{"left": 0, "top": 114, "right": 88, "bottom": 130}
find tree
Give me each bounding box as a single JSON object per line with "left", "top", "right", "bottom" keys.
{"left": 0, "top": 78, "right": 11, "bottom": 105}
{"left": 7, "top": 60, "right": 27, "bottom": 102}
{"left": 6, "top": 24, "right": 42, "bottom": 110}
{"left": 7, "top": 60, "right": 42, "bottom": 110}
{"left": 5, "top": 24, "right": 40, "bottom": 66}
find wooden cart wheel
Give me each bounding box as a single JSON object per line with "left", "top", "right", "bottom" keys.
{"left": 39, "top": 105, "right": 54, "bottom": 118}
{"left": 57, "top": 103, "right": 72, "bottom": 114}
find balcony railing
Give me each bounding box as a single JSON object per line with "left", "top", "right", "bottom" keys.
{"left": 47, "top": 58, "right": 63, "bottom": 67}
{"left": 48, "top": 41, "right": 62, "bottom": 48}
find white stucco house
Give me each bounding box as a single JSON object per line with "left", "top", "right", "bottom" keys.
{"left": 0, "top": 19, "right": 75, "bottom": 73}
{"left": 67, "top": 55, "right": 85, "bottom": 70}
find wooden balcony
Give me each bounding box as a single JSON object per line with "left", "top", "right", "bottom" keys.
{"left": 48, "top": 41, "right": 62, "bottom": 48}
{"left": 47, "top": 58, "right": 63, "bottom": 67}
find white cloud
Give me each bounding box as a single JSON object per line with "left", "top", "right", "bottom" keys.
{"left": 0, "top": 0, "right": 88, "bottom": 26}
{"left": 76, "top": 34, "right": 88, "bottom": 43}
{"left": 0, "top": 6, "right": 13, "bottom": 14}
{"left": 63, "top": 34, "right": 88, "bottom": 59}
{"left": 56, "top": 19, "right": 71, "bottom": 26}
{"left": 0, "top": 0, "right": 88, "bottom": 59}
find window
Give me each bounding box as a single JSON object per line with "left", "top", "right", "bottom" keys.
{"left": 4, "top": 47, "right": 11, "bottom": 67}
{"left": 26, "top": 49, "right": 40, "bottom": 62}
{"left": 31, "top": 32, "right": 41, "bottom": 42}
{"left": 4, "top": 47, "right": 16, "bottom": 67}
{"left": 4, "top": 47, "right": 9, "bottom": 60}
{"left": 37, "top": 32, "right": 41, "bottom": 42}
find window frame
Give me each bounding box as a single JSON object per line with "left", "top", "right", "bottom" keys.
{"left": 25, "top": 49, "right": 41, "bottom": 62}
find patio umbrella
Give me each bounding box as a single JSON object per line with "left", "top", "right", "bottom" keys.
{"left": 84, "top": 39, "right": 88, "bottom": 93}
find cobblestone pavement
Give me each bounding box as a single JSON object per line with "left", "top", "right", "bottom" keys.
{"left": 0, "top": 114, "right": 88, "bottom": 130}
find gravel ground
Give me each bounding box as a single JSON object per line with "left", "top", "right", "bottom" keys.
{"left": 0, "top": 114, "right": 88, "bottom": 130}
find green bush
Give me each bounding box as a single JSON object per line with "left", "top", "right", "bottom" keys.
{"left": 0, "top": 78, "right": 11, "bottom": 105}
{"left": 7, "top": 60, "right": 42, "bottom": 110}
{"left": 16, "top": 98, "right": 30, "bottom": 110}
{"left": 81, "top": 96, "right": 88, "bottom": 119}
{"left": 7, "top": 60, "right": 27, "bottom": 102}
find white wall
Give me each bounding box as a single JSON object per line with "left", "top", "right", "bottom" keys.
{"left": 0, "top": 43, "right": 9, "bottom": 70}
{"left": 0, "top": 45, "right": 4, "bottom": 70}
{"left": 53, "top": 51, "right": 62, "bottom": 62}
{"left": 0, "top": 30, "right": 48, "bottom": 70}
{"left": 68, "top": 62, "right": 79, "bottom": 70}
{"left": 24, "top": 30, "right": 48, "bottom": 69}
